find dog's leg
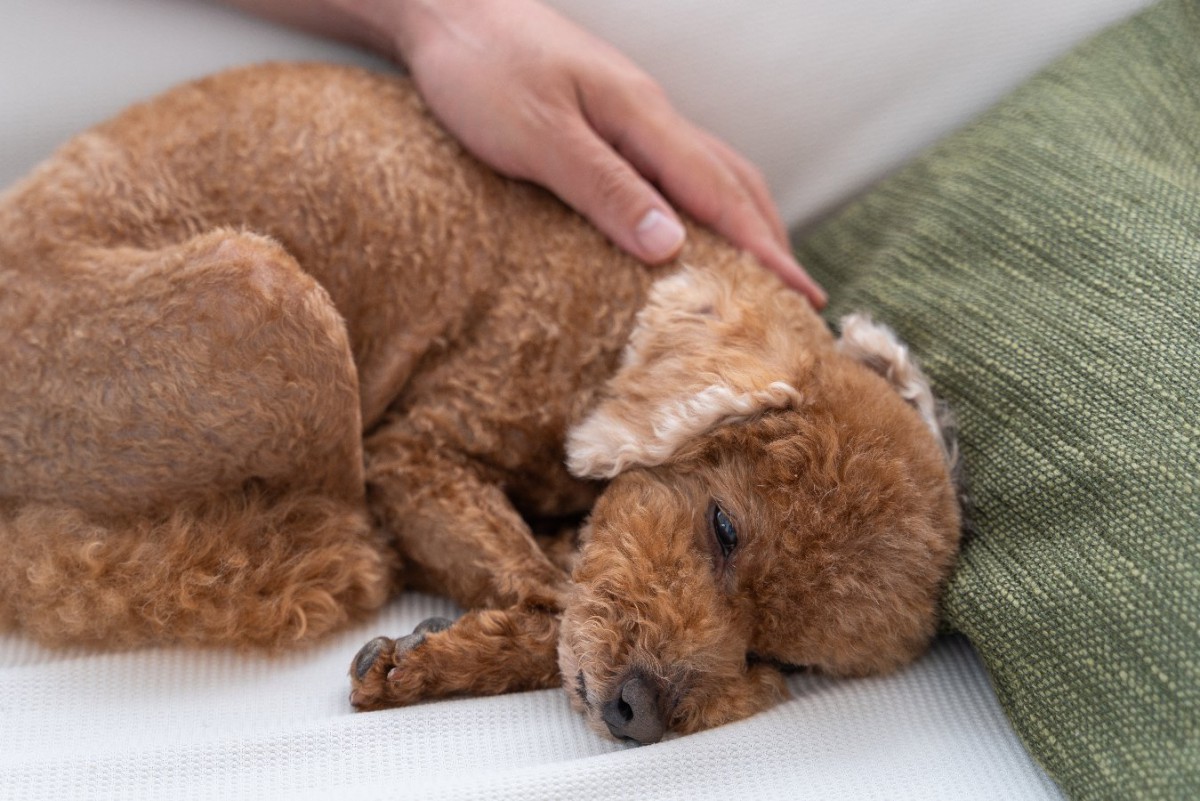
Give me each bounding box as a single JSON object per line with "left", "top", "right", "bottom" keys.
{"left": 348, "top": 607, "right": 560, "bottom": 709}
{"left": 1, "top": 228, "right": 365, "bottom": 513}
{"left": 363, "top": 427, "right": 569, "bottom": 611}
{"left": 347, "top": 428, "right": 568, "bottom": 706}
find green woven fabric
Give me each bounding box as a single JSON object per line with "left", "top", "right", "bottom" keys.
{"left": 795, "top": 2, "right": 1199, "bottom": 798}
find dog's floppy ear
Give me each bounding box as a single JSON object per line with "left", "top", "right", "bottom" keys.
{"left": 836, "top": 313, "right": 948, "bottom": 449}
{"left": 566, "top": 265, "right": 809, "bottom": 480}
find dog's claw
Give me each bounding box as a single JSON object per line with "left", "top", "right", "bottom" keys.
{"left": 353, "top": 636, "right": 391, "bottom": 681}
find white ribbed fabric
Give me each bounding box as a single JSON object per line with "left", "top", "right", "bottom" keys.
{"left": 0, "top": 595, "right": 1063, "bottom": 801}
{"left": 1, "top": 1, "right": 1144, "bottom": 797}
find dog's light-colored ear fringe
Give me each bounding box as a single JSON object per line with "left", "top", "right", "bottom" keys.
{"left": 836, "top": 313, "right": 949, "bottom": 457}
{"left": 566, "top": 381, "right": 801, "bottom": 479}
{"left": 837, "top": 314, "right": 969, "bottom": 526}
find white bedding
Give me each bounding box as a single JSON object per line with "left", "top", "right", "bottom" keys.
{"left": 0, "top": 0, "right": 1150, "bottom": 797}
{"left": 1, "top": 597, "right": 1062, "bottom": 801}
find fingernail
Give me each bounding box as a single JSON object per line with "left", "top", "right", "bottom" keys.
{"left": 767, "top": 241, "right": 827, "bottom": 308}
{"left": 635, "top": 209, "right": 686, "bottom": 262}
{"left": 808, "top": 282, "right": 829, "bottom": 309}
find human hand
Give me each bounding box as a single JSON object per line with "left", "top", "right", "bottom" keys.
{"left": 221, "top": 0, "right": 825, "bottom": 305}
{"left": 383, "top": 0, "right": 826, "bottom": 307}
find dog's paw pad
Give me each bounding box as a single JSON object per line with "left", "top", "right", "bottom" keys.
{"left": 352, "top": 636, "right": 392, "bottom": 681}
{"left": 414, "top": 616, "right": 453, "bottom": 635}
{"left": 349, "top": 620, "right": 458, "bottom": 709}
{"left": 349, "top": 634, "right": 403, "bottom": 710}
{"left": 392, "top": 631, "right": 427, "bottom": 657}
{"left": 386, "top": 631, "right": 433, "bottom": 681}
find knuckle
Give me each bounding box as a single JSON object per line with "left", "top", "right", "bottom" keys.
{"left": 589, "top": 157, "right": 640, "bottom": 209}
{"left": 689, "top": 168, "right": 749, "bottom": 228}
{"left": 712, "top": 192, "right": 768, "bottom": 243}
{"left": 626, "top": 73, "right": 668, "bottom": 105}
{"left": 592, "top": 69, "right": 669, "bottom": 120}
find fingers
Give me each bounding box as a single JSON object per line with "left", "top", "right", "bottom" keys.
{"left": 587, "top": 85, "right": 827, "bottom": 308}
{"left": 694, "top": 129, "right": 789, "bottom": 249}
{"left": 660, "top": 126, "right": 827, "bottom": 306}
{"left": 394, "top": 0, "right": 826, "bottom": 306}
{"left": 524, "top": 117, "right": 688, "bottom": 264}
{"left": 536, "top": 115, "right": 826, "bottom": 306}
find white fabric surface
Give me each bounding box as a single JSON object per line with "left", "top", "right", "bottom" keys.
{"left": 0, "top": 0, "right": 1151, "bottom": 798}
{"left": 1, "top": 597, "right": 1062, "bottom": 801}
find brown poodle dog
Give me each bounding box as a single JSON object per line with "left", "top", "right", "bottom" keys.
{"left": 0, "top": 63, "right": 960, "bottom": 743}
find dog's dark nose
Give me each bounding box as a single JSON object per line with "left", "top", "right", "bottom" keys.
{"left": 601, "top": 671, "right": 666, "bottom": 744}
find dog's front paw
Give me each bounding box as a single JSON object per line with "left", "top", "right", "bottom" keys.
{"left": 348, "top": 616, "right": 453, "bottom": 710}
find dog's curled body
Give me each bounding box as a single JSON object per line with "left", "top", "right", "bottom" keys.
{"left": 0, "top": 64, "right": 960, "bottom": 742}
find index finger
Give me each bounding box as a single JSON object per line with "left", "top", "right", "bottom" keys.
{"left": 621, "top": 114, "right": 826, "bottom": 307}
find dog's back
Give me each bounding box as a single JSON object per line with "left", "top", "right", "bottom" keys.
{"left": 0, "top": 63, "right": 672, "bottom": 646}
{"left": 0, "top": 63, "right": 657, "bottom": 430}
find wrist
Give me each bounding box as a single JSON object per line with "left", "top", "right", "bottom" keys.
{"left": 319, "top": 0, "right": 411, "bottom": 62}
{"left": 329, "top": 0, "right": 464, "bottom": 67}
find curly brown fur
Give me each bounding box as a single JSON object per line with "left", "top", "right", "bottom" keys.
{"left": 0, "top": 63, "right": 960, "bottom": 741}
{"left": 0, "top": 491, "right": 392, "bottom": 648}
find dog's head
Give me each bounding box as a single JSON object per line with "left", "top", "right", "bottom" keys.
{"left": 559, "top": 255, "right": 961, "bottom": 743}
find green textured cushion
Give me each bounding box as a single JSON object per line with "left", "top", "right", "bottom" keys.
{"left": 795, "top": 1, "right": 1199, "bottom": 798}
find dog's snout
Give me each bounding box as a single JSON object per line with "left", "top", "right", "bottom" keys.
{"left": 601, "top": 671, "right": 666, "bottom": 744}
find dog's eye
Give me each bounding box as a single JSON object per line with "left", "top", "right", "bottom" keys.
{"left": 711, "top": 504, "right": 738, "bottom": 557}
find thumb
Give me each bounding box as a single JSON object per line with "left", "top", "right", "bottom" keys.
{"left": 532, "top": 124, "right": 686, "bottom": 264}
